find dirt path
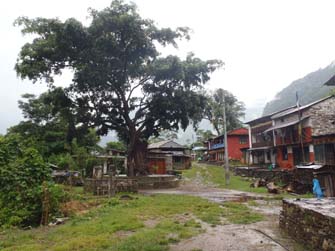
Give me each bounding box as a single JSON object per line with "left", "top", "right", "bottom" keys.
{"left": 140, "top": 171, "right": 301, "bottom": 251}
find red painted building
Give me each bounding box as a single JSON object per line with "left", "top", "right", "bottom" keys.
{"left": 247, "top": 95, "right": 335, "bottom": 170}
{"left": 207, "top": 128, "right": 249, "bottom": 163}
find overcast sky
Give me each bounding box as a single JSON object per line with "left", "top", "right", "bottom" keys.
{"left": 2, "top": 0, "right": 335, "bottom": 134}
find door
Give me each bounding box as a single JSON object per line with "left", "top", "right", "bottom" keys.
{"left": 148, "top": 159, "right": 166, "bottom": 174}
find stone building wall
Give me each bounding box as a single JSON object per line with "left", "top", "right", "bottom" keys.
{"left": 280, "top": 198, "right": 335, "bottom": 251}
{"left": 308, "top": 97, "right": 335, "bottom": 137}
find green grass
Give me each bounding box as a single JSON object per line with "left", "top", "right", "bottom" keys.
{"left": 221, "top": 202, "right": 264, "bottom": 224}
{"left": 183, "top": 163, "right": 268, "bottom": 193}
{"left": 184, "top": 163, "right": 316, "bottom": 200}
{"left": 0, "top": 194, "right": 229, "bottom": 251}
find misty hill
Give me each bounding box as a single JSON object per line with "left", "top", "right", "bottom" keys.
{"left": 263, "top": 62, "right": 335, "bottom": 115}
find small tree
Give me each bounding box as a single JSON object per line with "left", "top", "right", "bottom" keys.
{"left": 105, "top": 141, "right": 126, "bottom": 152}
{"left": 205, "top": 88, "right": 245, "bottom": 135}
{"left": 15, "top": 1, "right": 221, "bottom": 176}
{"left": 194, "top": 129, "right": 216, "bottom": 146}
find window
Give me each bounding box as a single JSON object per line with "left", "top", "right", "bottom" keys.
{"left": 266, "top": 151, "right": 271, "bottom": 161}
{"left": 239, "top": 136, "right": 247, "bottom": 144}
{"left": 282, "top": 147, "right": 288, "bottom": 160}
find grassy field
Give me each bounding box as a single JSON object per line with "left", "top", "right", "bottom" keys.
{"left": 183, "top": 163, "right": 314, "bottom": 199}
{"left": 0, "top": 193, "right": 263, "bottom": 251}
{"left": 182, "top": 162, "right": 268, "bottom": 193}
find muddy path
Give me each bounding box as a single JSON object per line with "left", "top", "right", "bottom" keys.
{"left": 140, "top": 171, "right": 303, "bottom": 251}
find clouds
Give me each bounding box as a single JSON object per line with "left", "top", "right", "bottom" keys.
{"left": 2, "top": 0, "right": 335, "bottom": 134}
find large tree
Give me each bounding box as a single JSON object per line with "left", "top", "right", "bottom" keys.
{"left": 205, "top": 88, "right": 245, "bottom": 135}
{"left": 15, "top": 1, "right": 221, "bottom": 176}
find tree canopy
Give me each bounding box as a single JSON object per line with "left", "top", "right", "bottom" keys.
{"left": 205, "top": 88, "right": 245, "bottom": 135}
{"left": 15, "top": 1, "right": 221, "bottom": 175}
{"left": 149, "top": 129, "right": 178, "bottom": 144}
{"left": 194, "top": 129, "right": 216, "bottom": 146}
{"left": 9, "top": 88, "right": 100, "bottom": 157}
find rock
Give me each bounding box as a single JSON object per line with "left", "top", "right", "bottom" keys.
{"left": 48, "top": 217, "right": 69, "bottom": 226}
{"left": 266, "top": 182, "right": 280, "bottom": 194}
{"left": 119, "top": 194, "right": 134, "bottom": 200}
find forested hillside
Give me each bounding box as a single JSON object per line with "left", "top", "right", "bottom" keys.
{"left": 263, "top": 62, "right": 335, "bottom": 115}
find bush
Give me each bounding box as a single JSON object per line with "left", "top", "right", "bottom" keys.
{"left": 48, "top": 153, "right": 78, "bottom": 170}
{"left": 0, "top": 134, "right": 67, "bottom": 227}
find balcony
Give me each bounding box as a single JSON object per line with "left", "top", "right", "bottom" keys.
{"left": 252, "top": 141, "right": 274, "bottom": 148}
{"left": 209, "top": 143, "right": 225, "bottom": 150}
{"left": 275, "top": 128, "right": 312, "bottom": 146}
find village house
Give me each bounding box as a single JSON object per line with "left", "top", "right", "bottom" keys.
{"left": 95, "top": 148, "right": 127, "bottom": 175}
{"left": 264, "top": 95, "right": 335, "bottom": 169}
{"left": 147, "top": 140, "right": 192, "bottom": 174}
{"left": 246, "top": 96, "right": 335, "bottom": 196}
{"left": 245, "top": 114, "right": 277, "bottom": 167}
{"left": 246, "top": 96, "right": 335, "bottom": 168}
{"left": 245, "top": 103, "right": 304, "bottom": 167}
{"left": 206, "top": 128, "right": 250, "bottom": 164}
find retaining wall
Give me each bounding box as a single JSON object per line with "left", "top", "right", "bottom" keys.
{"left": 280, "top": 198, "right": 335, "bottom": 251}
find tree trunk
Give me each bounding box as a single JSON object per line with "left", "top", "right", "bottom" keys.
{"left": 127, "top": 137, "right": 148, "bottom": 177}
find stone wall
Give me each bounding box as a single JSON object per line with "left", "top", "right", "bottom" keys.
{"left": 84, "top": 175, "right": 180, "bottom": 195}
{"left": 308, "top": 97, "right": 335, "bottom": 137}
{"left": 234, "top": 167, "right": 314, "bottom": 193}
{"left": 234, "top": 167, "right": 292, "bottom": 183}
{"left": 280, "top": 198, "right": 335, "bottom": 251}
{"left": 137, "top": 175, "right": 180, "bottom": 189}
{"left": 84, "top": 177, "right": 138, "bottom": 195}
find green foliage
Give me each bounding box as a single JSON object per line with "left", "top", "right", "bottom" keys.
{"left": 14, "top": 0, "right": 221, "bottom": 175}
{"left": 328, "top": 88, "right": 335, "bottom": 96}
{"left": 194, "top": 129, "right": 216, "bottom": 146}
{"left": 0, "top": 192, "right": 266, "bottom": 250}
{"left": 221, "top": 202, "right": 264, "bottom": 224}
{"left": 1, "top": 194, "right": 223, "bottom": 250}
{"left": 106, "top": 141, "right": 126, "bottom": 151}
{"left": 9, "top": 89, "right": 100, "bottom": 158}
{"left": 205, "top": 88, "right": 245, "bottom": 135}
{"left": 0, "top": 134, "right": 66, "bottom": 227}
{"left": 149, "top": 130, "right": 178, "bottom": 143}
{"left": 48, "top": 153, "right": 78, "bottom": 170}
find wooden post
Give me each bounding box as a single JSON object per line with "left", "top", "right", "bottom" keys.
{"left": 40, "top": 181, "right": 50, "bottom": 226}
{"left": 223, "top": 102, "right": 230, "bottom": 186}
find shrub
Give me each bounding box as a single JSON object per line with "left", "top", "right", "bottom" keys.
{"left": 0, "top": 134, "right": 67, "bottom": 227}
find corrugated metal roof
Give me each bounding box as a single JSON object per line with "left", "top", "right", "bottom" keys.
{"left": 296, "top": 164, "right": 324, "bottom": 169}
{"left": 227, "top": 128, "right": 248, "bottom": 136}
{"left": 208, "top": 128, "right": 248, "bottom": 141}
{"left": 264, "top": 116, "right": 309, "bottom": 132}
{"left": 148, "top": 140, "right": 186, "bottom": 149}
{"left": 271, "top": 96, "right": 333, "bottom": 119}
{"left": 192, "top": 146, "right": 207, "bottom": 151}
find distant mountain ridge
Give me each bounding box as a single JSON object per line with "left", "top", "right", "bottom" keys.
{"left": 263, "top": 62, "right": 335, "bottom": 115}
